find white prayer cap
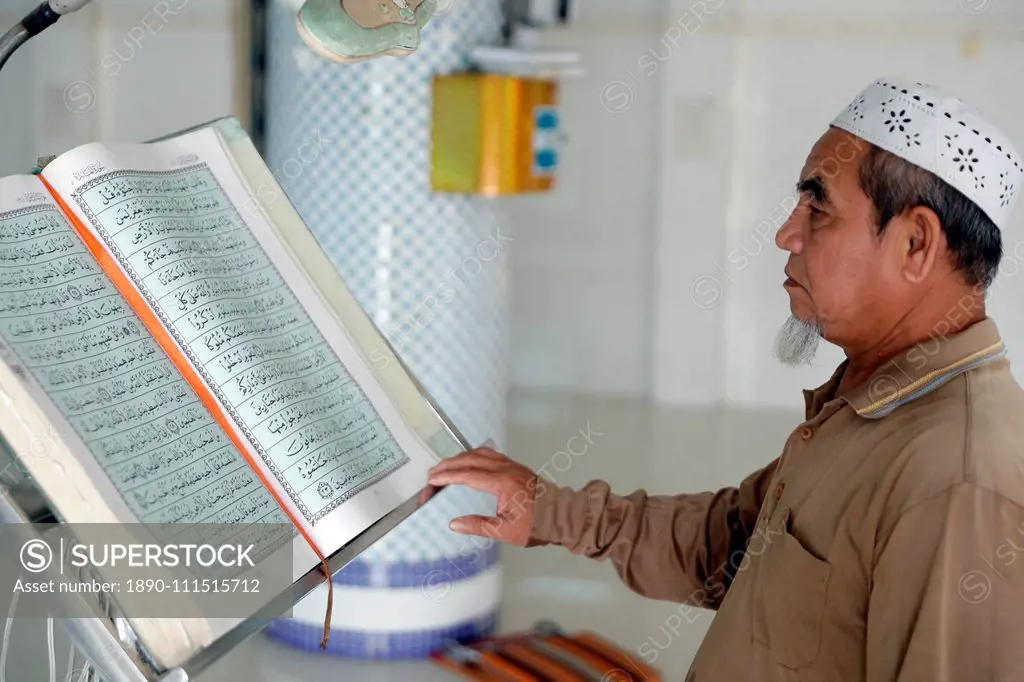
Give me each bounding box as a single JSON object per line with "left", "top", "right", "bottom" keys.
{"left": 831, "top": 76, "right": 1023, "bottom": 231}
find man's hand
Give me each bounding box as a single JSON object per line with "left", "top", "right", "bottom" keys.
{"left": 425, "top": 447, "right": 547, "bottom": 546}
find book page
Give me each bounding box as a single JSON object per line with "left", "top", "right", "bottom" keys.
{"left": 0, "top": 174, "right": 304, "bottom": 668}
{"left": 211, "top": 118, "right": 471, "bottom": 461}
{"left": 0, "top": 175, "right": 284, "bottom": 530}
{"left": 42, "top": 131, "right": 439, "bottom": 558}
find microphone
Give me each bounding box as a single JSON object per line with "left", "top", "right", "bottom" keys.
{"left": 0, "top": 0, "right": 98, "bottom": 72}
{"left": 23, "top": 0, "right": 98, "bottom": 37}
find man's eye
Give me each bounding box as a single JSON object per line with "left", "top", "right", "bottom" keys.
{"left": 798, "top": 194, "right": 821, "bottom": 214}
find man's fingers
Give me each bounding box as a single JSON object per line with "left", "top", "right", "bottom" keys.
{"left": 427, "top": 468, "right": 504, "bottom": 494}
{"left": 449, "top": 514, "right": 502, "bottom": 538}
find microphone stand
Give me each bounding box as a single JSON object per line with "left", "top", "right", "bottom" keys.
{"left": 0, "top": 1, "right": 96, "bottom": 73}
{"left": 0, "top": 21, "right": 32, "bottom": 73}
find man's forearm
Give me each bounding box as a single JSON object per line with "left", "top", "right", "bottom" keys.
{"left": 528, "top": 462, "right": 778, "bottom": 606}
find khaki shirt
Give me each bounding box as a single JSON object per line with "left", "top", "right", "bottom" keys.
{"left": 529, "top": 318, "right": 1024, "bottom": 681}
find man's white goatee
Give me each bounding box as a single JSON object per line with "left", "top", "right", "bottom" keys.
{"left": 774, "top": 315, "right": 823, "bottom": 366}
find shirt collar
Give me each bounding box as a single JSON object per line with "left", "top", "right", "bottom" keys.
{"left": 803, "top": 318, "right": 1007, "bottom": 421}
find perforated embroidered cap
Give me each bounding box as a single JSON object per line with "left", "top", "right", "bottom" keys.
{"left": 831, "top": 76, "right": 1024, "bottom": 231}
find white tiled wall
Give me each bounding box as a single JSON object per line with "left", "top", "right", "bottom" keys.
{"left": 505, "top": 2, "right": 669, "bottom": 398}
{"left": 653, "top": 1, "right": 1024, "bottom": 409}
{"left": 0, "top": 0, "right": 243, "bottom": 177}
{"left": 508, "top": 0, "right": 1024, "bottom": 410}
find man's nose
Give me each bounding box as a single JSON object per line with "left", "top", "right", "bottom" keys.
{"left": 775, "top": 211, "right": 803, "bottom": 254}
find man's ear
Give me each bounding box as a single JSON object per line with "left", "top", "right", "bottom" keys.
{"left": 898, "top": 206, "right": 944, "bottom": 284}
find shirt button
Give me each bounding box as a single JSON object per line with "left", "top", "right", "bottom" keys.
{"left": 799, "top": 426, "right": 813, "bottom": 440}
{"left": 774, "top": 482, "right": 785, "bottom": 500}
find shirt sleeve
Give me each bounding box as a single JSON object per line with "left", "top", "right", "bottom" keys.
{"left": 867, "top": 482, "right": 1024, "bottom": 682}
{"left": 526, "top": 460, "right": 778, "bottom": 606}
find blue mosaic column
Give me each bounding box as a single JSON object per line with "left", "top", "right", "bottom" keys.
{"left": 261, "top": 0, "right": 509, "bottom": 658}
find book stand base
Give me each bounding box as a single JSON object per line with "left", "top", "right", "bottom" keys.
{"left": 0, "top": 479, "right": 430, "bottom": 681}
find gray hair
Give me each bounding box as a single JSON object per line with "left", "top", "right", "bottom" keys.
{"left": 857, "top": 142, "right": 1002, "bottom": 288}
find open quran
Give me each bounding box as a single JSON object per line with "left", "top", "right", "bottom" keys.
{"left": 0, "top": 117, "right": 467, "bottom": 675}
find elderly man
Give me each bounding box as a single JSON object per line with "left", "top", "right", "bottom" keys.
{"left": 426, "top": 76, "right": 1024, "bottom": 681}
